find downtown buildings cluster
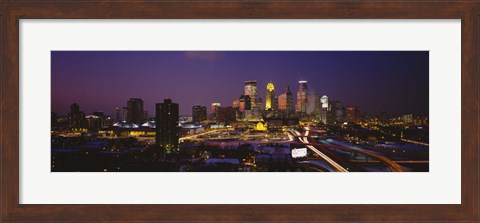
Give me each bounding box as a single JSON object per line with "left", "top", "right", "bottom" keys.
{"left": 52, "top": 79, "right": 428, "bottom": 156}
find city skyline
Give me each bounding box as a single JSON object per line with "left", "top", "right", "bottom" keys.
{"left": 51, "top": 51, "right": 429, "bottom": 117}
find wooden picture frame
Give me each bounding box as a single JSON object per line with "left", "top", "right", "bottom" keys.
{"left": 1, "top": 1, "right": 478, "bottom": 222}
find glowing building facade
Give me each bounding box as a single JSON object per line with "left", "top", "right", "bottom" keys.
{"left": 244, "top": 80, "right": 258, "bottom": 110}
{"left": 296, "top": 80, "right": 308, "bottom": 114}
{"left": 265, "top": 82, "right": 275, "bottom": 110}
{"left": 278, "top": 86, "right": 294, "bottom": 117}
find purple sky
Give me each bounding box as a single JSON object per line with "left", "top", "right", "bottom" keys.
{"left": 51, "top": 51, "right": 429, "bottom": 117}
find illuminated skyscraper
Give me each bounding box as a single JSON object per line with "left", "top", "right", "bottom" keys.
{"left": 320, "top": 95, "right": 329, "bottom": 124}
{"left": 211, "top": 102, "right": 221, "bottom": 114}
{"left": 127, "top": 98, "right": 144, "bottom": 124}
{"left": 296, "top": 80, "right": 308, "bottom": 113}
{"left": 192, "top": 105, "right": 207, "bottom": 124}
{"left": 244, "top": 80, "right": 257, "bottom": 109}
{"left": 321, "top": 95, "right": 329, "bottom": 108}
{"left": 156, "top": 99, "right": 179, "bottom": 154}
{"left": 265, "top": 82, "right": 275, "bottom": 110}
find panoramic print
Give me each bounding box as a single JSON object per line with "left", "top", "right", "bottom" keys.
{"left": 51, "top": 51, "right": 429, "bottom": 172}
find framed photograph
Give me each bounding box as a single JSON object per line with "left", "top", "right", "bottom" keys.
{"left": 1, "top": 1, "right": 478, "bottom": 222}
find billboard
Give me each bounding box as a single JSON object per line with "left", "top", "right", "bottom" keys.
{"left": 292, "top": 148, "right": 307, "bottom": 158}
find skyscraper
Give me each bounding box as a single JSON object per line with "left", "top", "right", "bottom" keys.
{"left": 127, "top": 98, "right": 144, "bottom": 124}
{"left": 265, "top": 82, "right": 275, "bottom": 110}
{"left": 320, "top": 95, "right": 329, "bottom": 124}
{"left": 115, "top": 107, "right": 121, "bottom": 122}
{"left": 286, "top": 86, "right": 294, "bottom": 117}
{"left": 69, "top": 103, "right": 85, "bottom": 129}
{"left": 211, "top": 102, "right": 221, "bottom": 114}
{"left": 239, "top": 95, "right": 251, "bottom": 112}
{"left": 345, "top": 106, "right": 360, "bottom": 123}
{"left": 217, "top": 106, "right": 237, "bottom": 124}
{"left": 244, "top": 80, "right": 257, "bottom": 110}
{"left": 277, "top": 86, "right": 294, "bottom": 117}
{"left": 156, "top": 99, "right": 179, "bottom": 154}
{"left": 296, "top": 80, "right": 308, "bottom": 114}
{"left": 192, "top": 105, "right": 207, "bottom": 124}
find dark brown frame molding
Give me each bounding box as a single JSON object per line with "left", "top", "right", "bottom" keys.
{"left": 1, "top": 1, "right": 479, "bottom": 222}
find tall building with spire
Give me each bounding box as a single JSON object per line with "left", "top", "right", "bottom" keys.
{"left": 265, "top": 82, "right": 275, "bottom": 110}
{"left": 296, "top": 80, "right": 308, "bottom": 114}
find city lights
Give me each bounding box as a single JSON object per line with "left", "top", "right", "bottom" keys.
{"left": 51, "top": 51, "right": 429, "bottom": 172}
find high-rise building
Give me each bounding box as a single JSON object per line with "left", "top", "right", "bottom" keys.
{"left": 321, "top": 95, "right": 329, "bottom": 109}
{"left": 69, "top": 103, "right": 85, "bottom": 129}
{"left": 115, "top": 107, "right": 121, "bottom": 122}
{"left": 286, "top": 86, "right": 294, "bottom": 117}
{"left": 239, "top": 95, "right": 251, "bottom": 112}
{"left": 313, "top": 95, "right": 322, "bottom": 117}
{"left": 156, "top": 99, "right": 179, "bottom": 154}
{"left": 345, "top": 106, "right": 360, "bottom": 123}
{"left": 211, "top": 102, "right": 221, "bottom": 114}
{"left": 244, "top": 80, "right": 257, "bottom": 110}
{"left": 120, "top": 107, "right": 128, "bottom": 122}
{"left": 192, "top": 105, "right": 207, "bottom": 123}
{"left": 296, "top": 80, "right": 308, "bottom": 113}
{"left": 265, "top": 82, "right": 275, "bottom": 110}
{"left": 277, "top": 86, "right": 294, "bottom": 117}
{"left": 217, "top": 106, "right": 237, "bottom": 124}
{"left": 127, "top": 98, "right": 144, "bottom": 124}
{"left": 319, "top": 95, "right": 329, "bottom": 124}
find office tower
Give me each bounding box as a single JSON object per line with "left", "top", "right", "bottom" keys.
{"left": 192, "top": 105, "right": 207, "bottom": 123}
{"left": 296, "top": 80, "right": 308, "bottom": 113}
{"left": 286, "top": 86, "right": 294, "bottom": 117}
{"left": 156, "top": 99, "right": 179, "bottom": 154}
{"left": 345, "top": 106, "right": 360, "bottom": 123}
{"left": 313, "top": 95, "right": 322, "bottom": 117}
{"left": 69, "top": 103, "right": 85, "bottom": 129}
{"left": 244, "top": 80, "right": 257, "bottom": 110}
{"left": 127, "top": 98, "right": 144, "bottom": 124}
{"left": 85, "top": 114, "right": 102, "bottom": 131}
{"left": 265, "top": 82, "right": 275, "bottom": 110}
{"left": 239, "top": 95, "right": 251, "bottom": 112}
{"left": 278, "top": 93, "right": 287, "bottom": 111}
{"left": 211, "top": 102, "right": 221, "bottom": 114}
{"left": 320, "top": 95, "right": 329, "bottom": 109}
{"left": 115, "top": 107, "right": 120, "bottom": 122}
{"left": 273, "top": 96, "right": 278, "bottom": 111}
{"left": 217, "top": 106, "right": 237, "bottom": 124}
{"left": 278, "top": 86, "right": 294, "bottom": 117}
{"left": 307, "top": 94, "right": 317, "bottom": 114}
{"left": 328, "top": 100, "right": 341, "bottom": 123}
{"left": 318, "top": 95, "right": 329, "bottom": 124}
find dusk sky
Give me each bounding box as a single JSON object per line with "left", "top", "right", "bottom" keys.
{"left": 51, "top": 51, "right": 428, "bottom": 117}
